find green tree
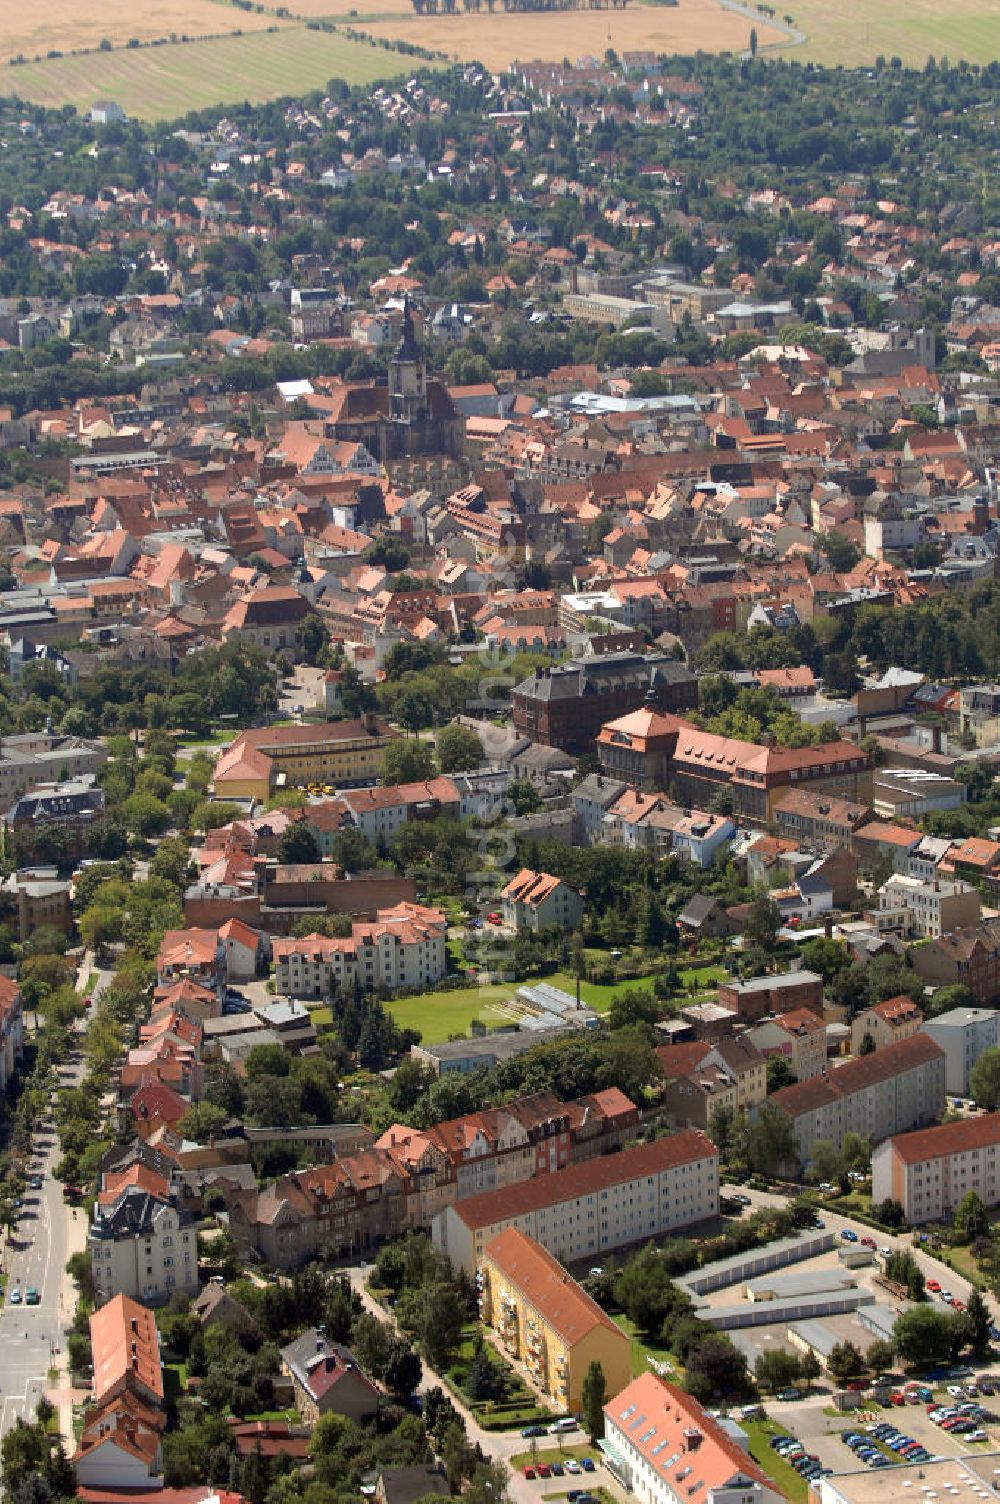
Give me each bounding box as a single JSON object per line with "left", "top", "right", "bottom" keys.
{"left": 754, "top": 1350, "right": 802, "bottom": 1393}
{"left": 277, "top": 822, "right": 321, "bottom": 865}
{"left": 745, "top": 892, "right": 780, "bottom": 952}
{"left": 970, "top": 1048, "right": 1000, "bottom": 1110}
{"left": 382, "top": 738, "right": 436, "bottom": 785}
{"left": 966, "top": 1288, "right": 992, "bottom": 1357}
{"left": 955, "top": 1190, "right": 991, "bottom": 1244}
{"left": 766, "top": 1056, "right": 796, "bottom": 1092}
{"left": 178, "top": 1102, "right": 229, "bottom": 1142}
{"left": 865, "top": 1338, "right": 896, "bottom": 1374}
{"left": 121, "top": 792, "right": 171, "bottom": 838}
{"left": 827, "top": 1340, "right": 865, "bottom": 1382}
{"left": 747, "top": 1102, "right": 797, "bottom": 1176}
{"left": 581, "top": 1360, "right": 606, "bottom": 1443}
{"left": 894, "top": 1305, "right": 964, "bottom": 1368}
{"left": 807, "top": 1140, "right": 843, "bottom": 1185}
{"left": 436, "top": 724, "right": 485, "bottom": 773}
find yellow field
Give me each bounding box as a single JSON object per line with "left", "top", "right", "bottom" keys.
{"left": 774, "top": 0, "right": 1000, "bottom": 65}
{"left": 357, "top": 0, "right": 781, "bottom": 70}
{"left": 0, "top": 0, "right": 279, "bottom": 65}
{"left": 0, "top": 27, "right": 410, "bottom": 119}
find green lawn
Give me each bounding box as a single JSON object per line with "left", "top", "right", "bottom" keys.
{"left": 510, "top": 1443, "right": 598, "bottom": 1469}
{"left": 0, "top": 27, "right": 422, "bottom": 119}
{"left": 386, "top": 964, "right": 728, "bottom": 1044}
{"left": 740, "top": 1418, "right": 807, "bottom": 1504}
{"left": 612, "top": 1314, "right": 683, "bottom": 1383}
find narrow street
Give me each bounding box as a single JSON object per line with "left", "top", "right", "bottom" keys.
{"left": 0, "top": 952, "right": 110, "bottom": 1459}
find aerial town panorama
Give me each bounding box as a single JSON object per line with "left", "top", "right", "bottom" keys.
{"left": 0, "top": 11, "right": 998, "bottom": 1504}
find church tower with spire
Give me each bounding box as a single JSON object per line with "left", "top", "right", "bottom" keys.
{"left": 388, "top": 298, "right": 427, "bottom": 422}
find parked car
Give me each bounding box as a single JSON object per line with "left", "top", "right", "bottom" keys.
{"left": 521, "top": 1426, "right": 545, "bottom": 1439}
{"left": 25, "top": 1287, "right": 39, "bottom": 1305}
{"left": 841, "top": 1229, "right": 859, "bottom": 1242}
{"left": 580, "top": 1460, "right": 595, "bottom": 1473}
{"left": 522, "top": 1468, "right": 535, "bottom": 1481}
{"left": 536, "top": 1465, "right": 550, "bottom": 1479}
{"left": 563, "top": 1460, "right": 581, "bottom": 1475}
{"left": 8, "top": 1286, "right": 20, "bottom": 1304}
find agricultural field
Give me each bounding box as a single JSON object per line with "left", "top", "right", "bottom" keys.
{"left": 773, "top": 0, "right": 1000, "bottom": 65}
{"left": 0, "top": 0, "right": 278, "bottom": 65}
{"left": 0, "top": 26, "right": 414, "bottom": 120}
{"left": 358, "top": 0, "right": 782, "bottom": 70}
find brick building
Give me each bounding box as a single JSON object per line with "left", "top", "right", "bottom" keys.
{"left": 512, "top": 651, "right": 697, "bottom": 754}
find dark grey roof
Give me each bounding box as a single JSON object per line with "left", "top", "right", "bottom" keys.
{"left": 514, "top": 651, "right": 695, "bottom": 703}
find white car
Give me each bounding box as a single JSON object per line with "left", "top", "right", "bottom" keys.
{"left": 948, "top": 1385, "right": 966, "bottom": 1398}
{"left": 564, "top": 1461, "right": 582, "bottom": 1475}
{"left": 880, "top": 1246, "right": 892, "bottom": 1257}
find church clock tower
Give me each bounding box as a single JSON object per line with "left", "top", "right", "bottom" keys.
{"left": 388, "top": 299, "right": 427, "bottom": 421}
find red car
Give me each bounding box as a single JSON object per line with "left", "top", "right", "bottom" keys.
{"left": 927, "top": 1280, "right": 941, "bottom": 1292}
{"left": 860, "top": 1236, "right": 876, "bottom": 1248}
{"left": 523, "top": 1468, "right": 536, "bottom": 1480}
{"left": 487, "top": 912, "right": 502, "bottom": 925}
{"left": 536, "top": 1465, "right": 551, "bottom": 1479}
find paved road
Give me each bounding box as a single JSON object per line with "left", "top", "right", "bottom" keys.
{"left": 0, "top": 955, "right": 109, "bottom": 1450}
{"left": 0, "top": 1105, "right": 75, "bottom": 1436}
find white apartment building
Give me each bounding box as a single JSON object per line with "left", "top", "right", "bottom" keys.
{"left": 922, "top": 1006, "right": 1000, "bottom": 1096}
{"left": 432, "top": 1131, "right": 719, "bottom": 1275}
{"left": 872, "top": 1114, "right": 1000, "bottom": 1224}
{"left": 878, "top": 873, "right": 981, "bottom": 939}
{"left": 769, "top": 1031, "right": 946, "bottom": 1169}
{"left": 89, "top": 1190, "right": 198, "bottom": 1306}
{"left": 272, "top": 903, "right": 447, "bottom": 998}
{"left": 603, "top": 1372, "right": 785, "bottom": 1504}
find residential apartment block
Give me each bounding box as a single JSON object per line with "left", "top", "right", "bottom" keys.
{"left": 656, "top": 1038, "right": 767, "bottom": 1131}
{"left": 746, "top": 1007, "right": 828, "bottom": 1082}
{"left": 479, "top": 1228, "right": 632, "bottom": 1412}
{"left": 922, "top": 1007, "right": 1000, "bottom": 1096}
{"left": 768, "top": 1031, "right": 946, "bottom": 1168}
{"left": 850, "top": 994, "right": 924, "bottom": 1056}
{"left": 432, "top": 1131, "right": 719, "bottom": 1275}
{"left": 228, "top": 1087, "right": 639, "bottom": 1267}
{"left": 0, "top": 730, "right": 107, "bottom": 807}
{"left": 499, "top": 868, "right": 585, "bottom": 933}
{"left": 0, "top": 977, "right": 24, "bottom": 1092}
{"left": 602, "top": 1373, "right": 784, "bottom": 1504}
{"left": 877, "top": 873, "right": 981, "bottom": 939}
{"left": 89, "top": 1188, "right": 199, "bottom": 1306}
{"left": 872, "top": 1114, "right": 1000, "bottom": 1224}
{"left": 272, "top": 903, "right": 448, "bottom": 997}
{"left": 773, "top": 789, "right": 874, "bottom": 854}
{"left": 911, "top": 916, "right": 1000, "bottom": 1004}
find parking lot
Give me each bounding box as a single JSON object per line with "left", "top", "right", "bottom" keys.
{"left": 769, "top": 1380, "right": 1000, "bottom": 1476}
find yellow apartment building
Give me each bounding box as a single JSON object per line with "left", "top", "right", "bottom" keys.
{"left": 479, "top": 1227, "right": 633, "bottom": 1413}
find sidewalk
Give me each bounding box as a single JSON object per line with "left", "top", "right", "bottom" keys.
{"left": 45, "top": 1203, "right": 88, "bottom": 1450}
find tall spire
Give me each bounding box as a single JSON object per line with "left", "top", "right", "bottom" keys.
{"left": 395, "top": 296, "right": 420, "bottom": 361}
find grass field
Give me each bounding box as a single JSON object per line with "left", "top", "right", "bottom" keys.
{"left": 0, "top": 0, "right": 279, "bottom": 65}
{"left": 386, "top": 964, "right": 727, "bottom": 1043}
{"left": 740, "top": 1418, "right": 807, "bottom": 1504}
{"left": 0, "top": 26, "right": 414, "bottom": 118}
{"left": 358, "top": 0, "right": 781, "bottom": 70}
{"left": 773, "top": 0, "right": 1000, "bottom": 65}
{"left": 613, "top": 1313, "right": 684, "bottom": 1381}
